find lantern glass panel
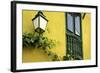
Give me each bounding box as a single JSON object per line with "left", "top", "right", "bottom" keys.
{"left": 33, "top": 17, "right": 39, "bottom": 29}
{"left": 40, "top": 16, "right": 47, "bottom": 30}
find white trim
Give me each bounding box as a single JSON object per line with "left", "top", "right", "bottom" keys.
{"left": 16, "top": 3, "right": 96, "bottom": 70}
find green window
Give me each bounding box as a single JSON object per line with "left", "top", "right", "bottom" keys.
{"left": 66, "top": 13, "right": 83, "bottom": 60}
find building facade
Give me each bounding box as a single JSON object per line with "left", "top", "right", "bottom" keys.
{"left": 22, "top": 10, "right": 91, "bottom": 62}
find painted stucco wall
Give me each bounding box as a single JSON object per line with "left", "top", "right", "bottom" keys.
{"left": 82, "top": 13, "right": 91, "bottom": 60}
{"left": 22, "top": 10, "right": 91, "bottom": 63}
{"left": 22, "top": 10, "right": 66, "bottom": 62}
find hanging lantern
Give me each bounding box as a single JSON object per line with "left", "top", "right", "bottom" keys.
{"left": 32, "top": 11, "right": 48, "bottom": 33}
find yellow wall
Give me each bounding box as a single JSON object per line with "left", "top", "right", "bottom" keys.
{"left": 22, "top": 10, "right": 91, "bottom": 63}
{"left": 22, "top": 10, "right": 66, "bottom": 62}
{"left": 82, "top": 13, "right": 91, "bottom": 59}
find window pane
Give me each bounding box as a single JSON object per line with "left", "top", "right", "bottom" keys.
{"left": 67, "top": 14, "right": 73, "bottom": 32}
{"left": 75, "top": 16, "right": 80, "bottom": 35}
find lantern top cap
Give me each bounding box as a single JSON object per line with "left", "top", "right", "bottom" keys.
{"left": 32, "top": 11, "right": 48, "bottom": 22}
{"left": 38, "top": 11, "right": 45, "bottom": 17}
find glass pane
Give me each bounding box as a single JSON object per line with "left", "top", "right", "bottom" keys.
{"left": 67, "top": 14, "right": 73, "bottom": 32}
{"left": 40, "top": 16, "right": 47, "bottom": 30}
{"left": 75, "top": 16, "right": 80, "bottom": 35}
{"left": 33, "top": 17, "right": 39, "bottom": 29}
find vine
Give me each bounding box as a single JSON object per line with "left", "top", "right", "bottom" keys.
{"left": 23, "top": 32, "right": 55, "bottom": 49}
{"left": 22, "top": 32, "right": 62, "bottom": 61}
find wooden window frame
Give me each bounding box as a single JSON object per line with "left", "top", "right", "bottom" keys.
{"left": 66, "top": 13, "right": 83, "bottom": 60}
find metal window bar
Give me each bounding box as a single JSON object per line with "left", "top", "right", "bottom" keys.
{"left": 67, "top": 35, "right": 83, "bottom": 60}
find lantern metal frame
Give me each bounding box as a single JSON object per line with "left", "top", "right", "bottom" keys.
{"left": 32, "top": 11, "right": 48, "bottom": 34}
